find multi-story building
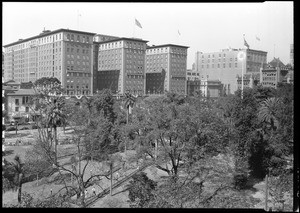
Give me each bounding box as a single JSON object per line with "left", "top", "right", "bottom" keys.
{"left": 5, "top": 88, "right": 35, "bottom": 122}
{"left": 194, "top": 48, "right": 267, "bottom": 94}
{"left": 260, "top": 58, "right": 292, "bottom": 89}
{"left": 96, "top": 37, "right": 148, "bottom": 95}
{"left": 92, "top": 34, "right": 120, "bottom": 94}
{"left": 145, "top": 44, "right": 189, "bottom": 95}
{"left": 186, "top": 69, "right": 200, "bottom": 81}
{"left": 236, "top": 73, "right": 260, "bottom": 90}
{"left": 3, "top": 29, "right": 96, "bottom": 95}
{"left": 290, "top": 44, "right": 294, "bottom": 68}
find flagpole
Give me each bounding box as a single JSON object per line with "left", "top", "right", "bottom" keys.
{"left": 133, "top": 18, "right": 136, "bottom": 38}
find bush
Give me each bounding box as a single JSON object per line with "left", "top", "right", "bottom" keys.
{"left": 20, "top": 127, "right": 29, "bottom": 130}
{"left": 127, "top": 172, "right": 157, "bottom": 208}
{"left": 233, "top": 173, "right": 248, "bottom": 190}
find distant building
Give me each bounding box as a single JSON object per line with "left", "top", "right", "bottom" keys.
{"left": 186, "top": 80, "right": 200, "bottom": 96}
{"left": 5, "top": 88, "right": 36, "bottom": 122}
{"left": 194, "top": 48, "right": 267, "bottom": 94}
{"left": 260, "top": 58, "right": 292, "bottom": 89}
{"left": 96, "top": 37, "right": 148, "bottom": 95}
{"left": 187, "top": 78, "right": 223, "bottom": 98}
{"left": 237, "top": 73, "right": 260, "bottom": 90}
{"left": 146, "top": 44, "right": 189, "bottom": 95}
{"left": 199, "top": 79, "right": 223, "bottom": 98}
{"left": 3, "top": 28, "right": 96, "bottom": 95}
{"left": 186, "top": 69, "right": 200, "bottom": 81}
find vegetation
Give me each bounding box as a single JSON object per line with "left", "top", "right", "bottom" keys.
{"left": 2, "top": 83, "right": 293, "bottom": 210}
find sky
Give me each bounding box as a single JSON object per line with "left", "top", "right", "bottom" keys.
{"left": 2, "top": 2, "right": 293, "bottom": 68}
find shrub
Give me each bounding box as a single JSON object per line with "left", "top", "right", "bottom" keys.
{"left": 233, "top": 173, "right": 248, "bottom": 190}
{"left": 20, "top": 127, "right": 29, "bottom": 130}
{"left": 127, "top": 172, "right": 157, "bottom": 208}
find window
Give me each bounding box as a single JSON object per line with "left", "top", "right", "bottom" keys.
{"left": 229, "top": 63, "right": 231, "bottom": 68}
{"left": 235, "top": 63, "right": 237, "bottom": 68}
{"left": 223, "top": 64, "right": 225, "bottom": 68}
{"left": 15, "top": 99, "right": 19, "bottom": 105}
{"left": 15, "top": 107, "right": 19, "bottom": 112}
{"left": 25, "top": 107, "right": 29, "bottom": 112}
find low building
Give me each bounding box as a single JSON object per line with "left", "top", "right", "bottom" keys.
{"left": 187, "top": 78, "right": 223, "bottom": 98}
{"left": 200, "top": 79, "right": 223, "bottom": 98}
{"left": 6, "top": 88, "right": 36, "bottom": 122}
{"left": 260, "top": 58, "right": 292, "bottom": 89}
{"left": 186, "top": 69, "right": 200, "bottom": 81}
{"left": 237, "top": 73, "right": 260, "bottom": 90}
{"left": 186, "top": 79, "right": 200, "bottom": 96}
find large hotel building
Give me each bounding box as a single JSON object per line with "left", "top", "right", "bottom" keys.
{"left": 145, "top": 44, "right": 189, "bottom": 95}
{"left": 194, "top": 48, "right": 267, "bottom": 94}
{"left": 95, "top": 37, "right": 148, "bottom": 95}
{"left": 3, "top": 29, "right": 96, "bottom": 95}
{"left": 3, "top": 29, "right": 189, "bottom": 96}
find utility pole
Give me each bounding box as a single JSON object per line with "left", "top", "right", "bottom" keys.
{"left": 265, "top": 173, "right": 269, "bottom": 211}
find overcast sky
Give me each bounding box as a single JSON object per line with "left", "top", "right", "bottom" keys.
{"left": 2, "top": 2, "right": 293, "bottom": 68}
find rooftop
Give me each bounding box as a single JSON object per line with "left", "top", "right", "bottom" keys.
{"left": 95, "top": 37, "right": 149, "bottom": 44}
{"left": 6, "top": 89, "right": 35, "bottom": 96}
{"left": 146, "top": 44, "right": 189, "bottom": 49}
{"left": 3, "top": 28, "right": 96, "bottom": 48}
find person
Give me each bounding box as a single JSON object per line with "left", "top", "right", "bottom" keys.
{"left": 85, "top": 189, "right": 88, "bottom": 197}
{"left": 92, "top": 187, "right": 96, "bottom": 196}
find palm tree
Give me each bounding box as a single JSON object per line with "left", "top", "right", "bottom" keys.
{"left": 258, "top": 97, "right": 282, "bottom": 130}
{"left": 12, "top": 155, "right": 24, "bottom": 204}
{"left": 47, "top": 97, "right": 66, "bottom": 163}
{"left": 123, "top": 92, "right": 137, "bottom": 153}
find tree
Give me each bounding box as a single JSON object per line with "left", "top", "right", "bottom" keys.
{"left": 127, "top": 172, "right": 157, "bottom": 208}
{"left": 11, "top": 155, "right": 25, "bottom": 204}
{"left": 123, "top": 92, "right": 137, "bottom": 153}
{"left": 29, "top": 77, "right": 66, "bottom": 163}
{"left": 258, "top": 97, "right": 282, "bottom": 130}
{"left": 124, "top": 93, "right": 229, "bottom": 178}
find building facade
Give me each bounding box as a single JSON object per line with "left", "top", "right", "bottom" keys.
{"left": 236, "top": 73, "right": 260, "bottom": 90}
{"left": 186, "top": 69, "right": 200, "bottom": 81}
{"left": 3, "top": 29, "right": 96, "bottom": 95}
{"left": 146, "top": 44, "right": 189, "bottom": 95}
{"left": 194, "top": 48, "right": 267, "bottom": 94}
{"left": 5, "top": 89, "right": 35, "bottom": 122}
{"left": 260, "top": 58, "right": 292, "bottom": 89}
{"left": 96, "top": 37, "right": 148, "bottom": 95}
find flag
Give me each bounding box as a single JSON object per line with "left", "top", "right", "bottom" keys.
{"left": 178, "top": 30, "right": 181, "bottom": 36}
{"left": 244, "top": 38, "right": 250, "bottom": 49}
{"left": 256, "top": 36, "right": 260, "bottom": 41}
{"left": 135, "top": 18, "right": 142, "bottom": 28}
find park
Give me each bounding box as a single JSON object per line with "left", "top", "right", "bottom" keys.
{"left": 2, "top": 77, "right": 294, "bottom": 210}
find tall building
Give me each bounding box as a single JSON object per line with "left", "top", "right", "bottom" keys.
{"left": 96, "top": 37, "right": 148, "bottom": 95}
{"left": 194, "top": 48, "right": 267, "bottom": 94}
{"left": 3, "top": 29, "right": 96, "bottom": 95}
{"left": 92, "top": 34, "right": 119, "bottom": 94}
{"left": 145, "top": 44, "right": 189, "bottom": 95}
{"left": 290, "top": 43, "right": 294, "bottom": 68}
